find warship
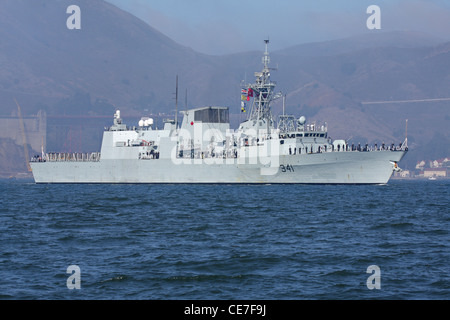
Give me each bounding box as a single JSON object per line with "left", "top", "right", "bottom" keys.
{"left": 31, "top": 40, "right": 407, "bottom": 184}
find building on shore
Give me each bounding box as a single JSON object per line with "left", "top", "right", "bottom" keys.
{"left": 423, "top": 167, "right": 448, "bottom": 178}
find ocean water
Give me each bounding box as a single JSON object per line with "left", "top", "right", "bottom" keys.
{"left": 0, "top": 179, "right": 448, "bottom": 300}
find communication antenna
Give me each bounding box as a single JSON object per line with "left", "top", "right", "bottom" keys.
{"left": 185, "top": 88, "right": 188, "bottom": 112}
{"left": 263, "top": 38, "right": 270, "bottom": 70}
{"left": 175, "top": 75, "right": 178, "bottom": 128}
{"left": 405, "top": 119, "right": 408, "bottom": 148}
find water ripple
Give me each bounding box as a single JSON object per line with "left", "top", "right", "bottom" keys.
{"left": 0, "top": 179, "right": 449, "bottom": 299}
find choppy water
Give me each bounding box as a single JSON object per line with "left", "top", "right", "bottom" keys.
{"left": 0, "top": 179, "right": 449, "bottom": 300}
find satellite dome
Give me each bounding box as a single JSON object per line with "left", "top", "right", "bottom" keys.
{"left": 298, "top": 116, "right": 306, "bottom": 125}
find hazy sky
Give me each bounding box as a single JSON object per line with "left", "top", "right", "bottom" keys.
{"left": 105, "top": 0, "right": 450, "bottom": 55}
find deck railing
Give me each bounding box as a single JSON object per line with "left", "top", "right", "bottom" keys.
{"left": 31, "top": 152, "right": 101, "bottom": 162}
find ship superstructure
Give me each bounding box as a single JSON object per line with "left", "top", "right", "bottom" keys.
{"left": 30, "top": 40, "right": 407, "bottom": 184}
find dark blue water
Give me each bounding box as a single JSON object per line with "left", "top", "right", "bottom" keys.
{"left": 0, "top": 179, "right": 449, "bottom": 300}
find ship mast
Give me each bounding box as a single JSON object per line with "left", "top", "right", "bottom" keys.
{"left": 175, "top": 75, "right": 178, "bottom": 129}
{"left": 245, "top": 39, "right": 279, "bottom": 128}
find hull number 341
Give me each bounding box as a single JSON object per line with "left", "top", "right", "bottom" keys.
{"left": 280, "top": 164, "right": 295, "bottom": 172}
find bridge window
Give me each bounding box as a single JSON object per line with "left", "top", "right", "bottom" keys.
{"left": 194, "top": 107, "right": 229, "bottom": 123}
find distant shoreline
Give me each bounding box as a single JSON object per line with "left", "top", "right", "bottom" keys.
{"left": 391, "top": 175, "right": 449, "bottom": 181}
{"left": 2, "top": 173, "right": 448, "bottom": 182}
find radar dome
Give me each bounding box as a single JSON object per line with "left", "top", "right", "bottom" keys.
{"left": 298, "top": 116, "right": 306, "bottom": 125}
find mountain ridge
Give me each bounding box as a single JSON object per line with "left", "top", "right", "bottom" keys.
{"left": 0, "top": 0, "right": 448, "bottom": 174}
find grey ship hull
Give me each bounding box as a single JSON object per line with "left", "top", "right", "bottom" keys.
{"left": 31, "top": 40, "right": 408, "bottom": 185}
{"left": 31, "top": 150, "right": 405, "bottom": 184}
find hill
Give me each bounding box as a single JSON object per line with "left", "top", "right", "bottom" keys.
{"left": 0, "top": 0, "right": 448, "bottom": 175}
{"left": 0, "top": 0, "right": 221, "bottom": 116}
